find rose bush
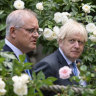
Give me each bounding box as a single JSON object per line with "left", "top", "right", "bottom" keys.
{"left": 0, "top": 52, "right": 56, "bottom": 96}
{"left": 0, "top": 0, "right": 96, "bottom": 95}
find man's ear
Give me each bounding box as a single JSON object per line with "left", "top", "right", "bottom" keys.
{"left": 58, "top": 39, "right": 64, "bottom": 48}
{"left": 10, "top": 27, "right": 16, "bottom": 38}
{"left": 59, "top": 39, "right": 63, "bottom": 44}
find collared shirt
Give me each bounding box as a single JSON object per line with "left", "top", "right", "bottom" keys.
{"left": 59, "top": 47, "right": 87, "bottom": 87}
{"left": 59, "top": 47, "right": 80, "bottom": 76}
{"left": 5, "top": 39, "right": 32, "bottom": 80}
{"left": 59, "top": 47, "right": 72, "bottom": 65}
{"left": 5, "top": 38, "right": 23, "bottom": 59}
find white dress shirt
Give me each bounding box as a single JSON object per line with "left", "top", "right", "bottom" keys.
{"left": 59, "top": 47, "right": 86, "bottom": 87}
{"left": 59, "top": 47, "right": 80, "bottom": 75}
{"left": 5, "top": 38, "right": 23, "bottom": 59}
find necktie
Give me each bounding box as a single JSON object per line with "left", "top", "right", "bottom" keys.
{"left": 72, "top": 62, "right": 87, "bottom": 87}
{"left": 24, "top": 58, "right": 32, "bottom": 80}
{"left": 72, "top": 62, "right": 78, "bottom": 76}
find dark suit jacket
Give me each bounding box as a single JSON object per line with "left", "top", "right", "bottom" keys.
{"left": 3, "top": 44, "right": 30, "bottom": 61}
{"left": 3, "top": 44, "right": 13, "bottom": 52}
{"left": 3, "top": 44, "right": 17, "bottom": 58}
{"left": 3, "top": 44, "right": 32, "bottom": 74}
{"left": 34, "top": 49, "right": 79, "bottom": 96}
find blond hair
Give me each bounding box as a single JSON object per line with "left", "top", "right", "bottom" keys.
{"left": 57, "top": 19, "right": 87, "bottom": 42}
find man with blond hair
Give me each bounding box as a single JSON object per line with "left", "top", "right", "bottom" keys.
{"left": 34, "top": 19, "right": 87, "bottom": 96}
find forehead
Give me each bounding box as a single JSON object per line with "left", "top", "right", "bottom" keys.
{"left": 23, "top": 16, "right": 39, "bottom": 28}
{"left": 66, "top": 33, "right": 85, "bottom": 41}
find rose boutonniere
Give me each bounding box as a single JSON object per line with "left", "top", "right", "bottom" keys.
{"left": 59, "top": 66, "right": 72, "bottom": 79}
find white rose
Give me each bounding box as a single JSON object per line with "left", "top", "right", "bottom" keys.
{"left": 86, "top": 23, "right": 96, "bottom": 33}
{"left": 39, "top": 28, "right": 43, "bottom": 32}
{"left": 89, "top": 35, "right": 96, "bottom": 42}
{"left": 13, "top": 83, "right": 28, "bottom": 96}
{"left": 59, "top": 66, "right": 72, "bottom": 79}
{"left": 0, "top": 89, "right": 6, "bottom": 95}
{"left": 43, "top": 28, "right": 53, "bottom": 40}
{"left": 36, "top": 2, "right": 43, "bottom": 10}
{"left": 21, "top": 74, "right": 29, "bottom": 84}
{"left": 82, "top": 4, "right": 91, "bottom": 13}
{"left": 13, "top": 0, "right": 25, "bottom": 10}
{"left": 62, "top": 12, "right": 71, "bottom": 17}
{"left": 51, "top": 32, "right": 57, "bottom": 39}
{"left": 54, "top": 12, "right": 62, "bottom": 23}
{"left": 12, "top": 74, "right": 29, "bottom": 96}
{"left": 0, "top": 78, "right": 6, "bottom": 95}
{"left": 12, "top": 76, "right": 20, "bottom": 83}
{"left": 61, "top": 15, "right": 69, "bottom": 25}
{"left": 0, "top": 78, "right": 5, "bottom": 89}
{"left": 93, "top": 30, "right": 96, "bottom": 36}
{"left": 12, "top": 74, "right": 29, "bottom": 84}
{"left": 53, "top": 26, "right": 60, "bottom": 35}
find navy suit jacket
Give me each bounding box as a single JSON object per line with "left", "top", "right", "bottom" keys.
{"left": 3, "top": 44, "right": 30, "bottom": 60}
{"left": 3, "top": 44, "right": 32, "bottom": 74}
{"left": 34, "top": 49, "right": 79, "bottom": 96}
{"left": 3, "top": 44, "right": 14, "bottom": 52}
{"left": 3, "top": 44, "right": 17, "bottom": 57}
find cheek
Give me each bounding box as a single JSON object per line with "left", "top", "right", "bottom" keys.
{"left": 62, "top": 47, "right": 71, "bottom": 55}
{"left": 24, "top": 34, "right": 31, "bottom": 41}
{"left": 62, "top": 44, "right": 72, "bottom": 53}
{"left": 80, "top": 46, "right": 84, "bottom": 52}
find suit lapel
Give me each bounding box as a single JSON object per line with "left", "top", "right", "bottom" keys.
{"left": 56, "top": 49, "right": 79, "bottom": 85}
{"left": 3, "top": 44, "right": 18, "bottom": 59}
{"left": 56, "top": 49, "right": 69, "bottom": 68}
{"left": 3, "top": 44, "right": 13, "bottom": 52}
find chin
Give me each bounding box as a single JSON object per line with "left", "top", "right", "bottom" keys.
{"left": 31, "top": 46, "right": 36, "bottom": 50}
{"left": 73, "top": 56, "right": 79, "bottom": 60}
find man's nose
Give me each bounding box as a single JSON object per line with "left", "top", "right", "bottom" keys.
{"left": 74, "top": 41, "right": 80, "bottom": 48}
{"left": 33, "top": 31, "right": 39, "bottom": 38}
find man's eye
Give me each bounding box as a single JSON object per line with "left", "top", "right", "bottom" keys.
{"left": 69, "top": 39, "right": 75, "bottom": 43}
{"left": 78, "top": 41, "right": 84, "bottom": 45}
{"left": 27, "top": 28, "right": 35, "bottom": 33}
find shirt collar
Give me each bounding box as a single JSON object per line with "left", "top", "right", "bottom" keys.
{"left": 5, "top": 38, "right": 23, "bottom": 59}
{"left": 59, "top": 47, "right": 73, "bottom": 65}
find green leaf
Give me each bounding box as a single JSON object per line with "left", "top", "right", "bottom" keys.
{"left": 43, "top": 76, "right": 57, "bottom": 85}
{"left": 80, "top": 65, "right": 87, "bottom": 71}
{"left": 0, "top": 57, "right": 5, "bottom": 63}
{"left": 0, "top": 39, "right": 5, "bottom": 50}
{"left": 68, "top": 89, "right": 75, "bottom": 96}
{"left": 0, "top": 24, "right": 6, "bottom": 31}
{"left": 70, "top": 76, "right": 80, "bottom": 82}
{"left": 19, "top": 54, "right": 26, "bottom": 63}
{"left": 63, "top": 0, "right": 69, "bottom": 3}
{"left": 37, "top": 71, "right": 45, "bottom": 80}
{"left": 63, "top": 4, "right": 71, "bottom": 11}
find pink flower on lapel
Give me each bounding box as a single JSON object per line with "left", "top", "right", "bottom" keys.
{"left": 59, "top": 66, "right": 72, "bottom": 79}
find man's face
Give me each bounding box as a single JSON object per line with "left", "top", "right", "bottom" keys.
{"left": 59, "top": 33, "right": 85, "bottom": 62}
{"left": 14, "top": 16, "right": 39, "bottom": 53}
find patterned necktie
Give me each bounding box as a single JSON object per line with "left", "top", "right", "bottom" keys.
{"left": 24, "top": 58, "right": 32, "bottom": 80}
{"left": 72, "top": 62, "right": 78, "bottom": 76}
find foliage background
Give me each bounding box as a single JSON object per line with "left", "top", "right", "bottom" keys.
{"left": 0, "top": 0, "right": 96, "bottom": 96}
